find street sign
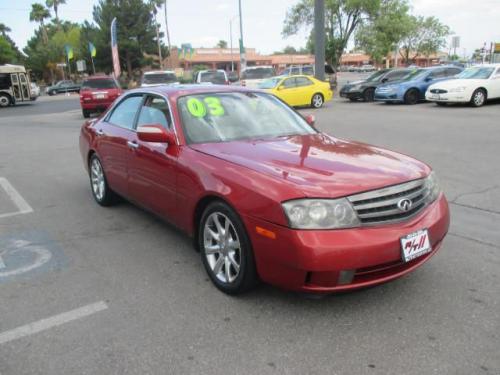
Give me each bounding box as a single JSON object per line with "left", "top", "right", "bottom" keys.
{"left": 56, "top": 63, "right": 67, "bottom": 68}
{"left": 76, "top": 60, "right": 86, "bottom": 72}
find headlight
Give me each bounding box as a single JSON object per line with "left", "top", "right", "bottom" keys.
{"left": 282, "top": 198, "right": 360, "bottom": 229}
{"left": 449, "top": 86, "right": 466, "bottom": 93}
{"left": 424, "top": 171, "right": 441, "bottom": 204}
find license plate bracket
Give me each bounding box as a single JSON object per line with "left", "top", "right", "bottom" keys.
{"left": 400, "top": 229, "right": 432, "bottom": 263}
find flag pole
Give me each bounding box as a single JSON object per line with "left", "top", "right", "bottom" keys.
{"left": 91, "top": 56, "right": 96, "bottom": 75}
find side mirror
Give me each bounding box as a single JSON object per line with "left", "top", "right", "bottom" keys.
{"left": 137, "top": 124, "right": 175, "bottom": 144}
{"left": 381, "top": 78, "right": 388, "bottom": 83}
{"left": 304, "top": 114, "right": 316, "bottom": 127}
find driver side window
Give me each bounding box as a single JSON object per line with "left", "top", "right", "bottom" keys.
{"left": 107, "top": 95, "right": 143, "bottom": 130}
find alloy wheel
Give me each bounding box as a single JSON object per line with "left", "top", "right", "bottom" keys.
{"left": 90, "top": 158, "right": 105, "bottom": 202}
{"left": 203, "top": 212, "right": 241, "bottom": 284}
{"left": 473, "top": 90, "right": 485, "bottom": 107}
{"left": 312, "top": 94, "right": 323, "bottom": 108}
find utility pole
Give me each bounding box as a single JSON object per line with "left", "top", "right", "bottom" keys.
{"left": 164, "top": 0, "right": 172, "bottom": 67}
{"left": 230, "top": 16, "right": 239, "bottom": 72}
{"left": 314, "top": 0, "right": 325, "bottom": 81}
{"left": 238, "top": 0, "right": 246, "bottom": 72}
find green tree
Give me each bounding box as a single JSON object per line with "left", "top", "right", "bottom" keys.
{"left": 216, "top": 40, "right": 228, "bottom": 49}
{"left": 283, "top": 0, "right": 381, "bottom": 68}
{"left": 92, "top": 0, "right": 162, "bottom": 78}
{"left": 0, "top": 23, "right": 12, "bottom": 37}
{"left": 397, "top": 16, "right": 450, "bottom": 64}
{"left": 0, "top": 36, "right": 17, "bottom": 64}
{"left": 355, "top": 0, "right": 412, "bottom": 65}
{"left": 46, "top": 0, "right": 66, "bottom": 22}
{"left": 29, "top": 3, "right": 51, "bottom": 44}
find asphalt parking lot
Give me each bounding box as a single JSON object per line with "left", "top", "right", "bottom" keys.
{"left": 0, "top": 84, "right": 499, "bottom": 375}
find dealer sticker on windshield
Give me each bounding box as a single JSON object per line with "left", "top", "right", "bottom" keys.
{"left": 400, "top": 229, "right": 432, "bottom": 263}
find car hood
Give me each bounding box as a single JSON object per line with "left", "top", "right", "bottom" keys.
{"left": 190, "top": 133, "right": 429, "bottom": 198}
{"left": 429, "top": 78, "right": 482, "bottom": 89}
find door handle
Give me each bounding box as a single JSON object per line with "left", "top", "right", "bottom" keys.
{"left": 127, "top": 140, "right": 139, "bottom": 149}
{"left": 96, "top": 129, "right": 105, "bottom": 136}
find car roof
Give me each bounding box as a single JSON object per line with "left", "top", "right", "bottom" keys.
{"left": 126, "top": 84, "right": 258, "bottom": 100}
{"left": 84, "top": 75, "right": 113, "bottom": 80}
{"left": 143, "top": 70, "right": 175, "bottom": 75}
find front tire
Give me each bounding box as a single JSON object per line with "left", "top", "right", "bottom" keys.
{"left": 0, "top": 93, "right": 11, "bottom": 107}
{"left": 363, "top": 88, "right": 375, "bottom": 102}
{"left": 311, "top": 93, "right": 324, "bottom": 108}
{"left": 199, "top": 201, "right": 258, "bottom": 295}
{"left": 82, "top": 109, "right": 91, "bottom": 118}
{"left": 89, "top": 154, "right": 117, "bottom": 206}
{"left": 404, "top": 89, "right": 419, "bottom": 105}
{"left": 470, "top": 89, "right": 486, "bottom": 107}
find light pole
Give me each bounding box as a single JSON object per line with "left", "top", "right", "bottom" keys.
{"left": 238, "top": 0, "right": 246, "bottom": 72}
{"left": 230, "top": 15, "right": 239, "bottom": 72}
{"left": 314, "top": 0, "right": 325, "bottom": 81}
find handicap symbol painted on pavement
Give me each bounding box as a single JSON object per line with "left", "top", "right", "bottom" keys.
{"left": 0, "top": 231, "right": 65, "bottom": 283}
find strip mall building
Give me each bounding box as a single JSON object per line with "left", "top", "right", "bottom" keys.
{"left": 165, "top": 48, "right": 448, "bottom": 74}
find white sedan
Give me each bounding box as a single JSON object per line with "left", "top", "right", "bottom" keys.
{"left": 425, "top": 64, "right": 500, "bottom": 107}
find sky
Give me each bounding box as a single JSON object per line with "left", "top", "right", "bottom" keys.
{"left": 1, "top": 0, "right": 500, "bottom": 57}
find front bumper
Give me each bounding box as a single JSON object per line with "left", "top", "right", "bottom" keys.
{"left": 374, "top": 91, "right": 402, "bottom": 102}
{"left": 425, "top": 92, "right": 469, "bottom": 103}
{"left": 339, "top": 89, "right": 363, "bottom": 99}
{"left": 243, "top": 194, "right": 449, "bottom": 293}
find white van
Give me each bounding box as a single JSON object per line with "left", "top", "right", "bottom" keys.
{"left": 0, "top": 65, "right": 33, "bottom": 107}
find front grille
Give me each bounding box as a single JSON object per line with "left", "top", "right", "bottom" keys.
{"left": 348, "top": 179, "right": 429, "bottom": 225}
{"left": 430, "top": 89, "right": 448, "bottom": 94}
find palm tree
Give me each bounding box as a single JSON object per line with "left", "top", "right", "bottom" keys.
{"left": 29, "top": 3, "right": 51, "bottom": 44}
{"left": 45, "top": 0, "right": 66, "bottom": 22}
{"left": 149, "top": 0, "right": 164, "bottom": 69}
{"left": 0, "top": 23, "right": 11, "bottom": 37}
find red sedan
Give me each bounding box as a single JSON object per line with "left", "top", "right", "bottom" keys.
{"left": 79, "top": 75, "right": 123, "bottom": 118}
{"left": 79, "top": 85, "right": 449, "bottom": 295}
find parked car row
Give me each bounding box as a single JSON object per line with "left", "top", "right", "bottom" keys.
{"left": 340, "top": 64, "right": 500, "bottom": 107}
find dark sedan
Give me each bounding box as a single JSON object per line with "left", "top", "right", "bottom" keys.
{"left": 339, "top": 68, "right": 411, "bottom": 102}
{"left": 46, "top": 80, "right": 81, "bottom": 96}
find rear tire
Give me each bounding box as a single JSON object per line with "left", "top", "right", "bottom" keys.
{"left": 404, "top": 89, "right": 419, "bottom": 105}
{"left": 470, "top": 89, "right": 486, "bottom": 107}
{"left": 311, "top": 93, "right": 324, "bottom": 108}
{"left": 363, "top": 88, "right": 375, "bottom": 102}
{"left": 199, "top": 201, "right": 258, "bottom": 295}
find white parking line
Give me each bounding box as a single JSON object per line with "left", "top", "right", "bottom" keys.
{"left": 0, "top": 177, "right": 34, "bottom": 219}
{"left": 0, "top": 301, "right": 108, "bottom": 345}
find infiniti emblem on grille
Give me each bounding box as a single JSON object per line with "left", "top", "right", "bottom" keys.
{"left": 397, "top": 198, "right": 413, "bottom": 212}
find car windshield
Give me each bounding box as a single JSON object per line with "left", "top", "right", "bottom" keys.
{"left": 178, "top": 92, "right": 316, "bottom": 144}
{"left": 258, "top": 77, "right": 282, "bottom": 89}
{"left": 241, "top": 67, "right": 275, "bottom": 79}
{"left": 456, "top": 67, "right": 495, "bottom": 79}
{"left": 82, "top": 78, "right": 117, "bottom": 89}
{"left": 366, "top": 70, "right": 387, "bottom": 82}
{"left": 200, "top": 71, "right": 226, "bottom": 84}
{"left": 142, "top": 73, "right": 177, "bottom": 84}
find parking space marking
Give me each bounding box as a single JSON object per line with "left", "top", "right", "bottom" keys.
{"left": 0, "top": 301, "right": 108, "bottom": 345}
{"left": 0, "top": 177, "right": 34, "bottom": 219}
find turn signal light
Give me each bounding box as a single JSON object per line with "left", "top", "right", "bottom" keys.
{"left": 255, "top": 226, "right": 276, "bottom": 240}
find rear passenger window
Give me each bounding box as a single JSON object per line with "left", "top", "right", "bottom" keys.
{"left": 282, "top": 78, "right": 296, "bottom": 88}
{"left": 295, "top": 77, "right": 313, "bottom": 87}
{"left": 137, "top": 96, "right": 172, "bottom": 129}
